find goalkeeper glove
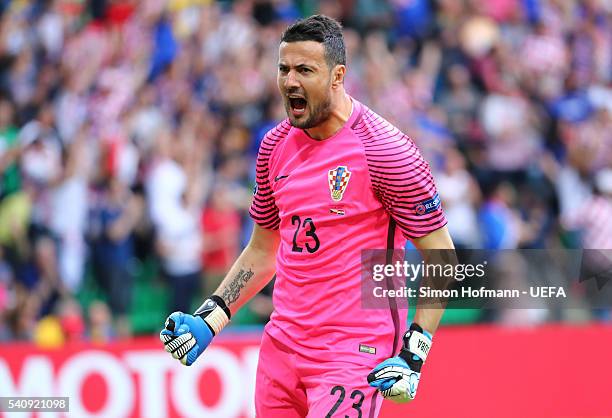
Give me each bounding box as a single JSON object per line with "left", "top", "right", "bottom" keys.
{"left": 159, "top": 296, "right": 231, "bottom": 366}
{"left": 367, "top": 323, "right": 432, "bottom": 403}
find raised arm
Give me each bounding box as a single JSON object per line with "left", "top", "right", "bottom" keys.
{"left": 214, "top": 223, "right": 280, "bottom": 315}
{"left": 161, "top": 121, "right": 285, "bottom": 366}
{"left": 160, "top": 223, "right": 279, "bottom": 366}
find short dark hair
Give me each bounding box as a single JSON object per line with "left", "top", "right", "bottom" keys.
{"left": 280, "top": 14, "right": 346, "bottom": 69}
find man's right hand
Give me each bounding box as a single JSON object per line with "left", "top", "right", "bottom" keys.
{"left": 160, "top": 296, "right": 231, "bottom": 366}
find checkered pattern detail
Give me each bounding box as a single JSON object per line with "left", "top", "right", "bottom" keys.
{"left": 328, "top": 166, "right": 351, "bottom": 201}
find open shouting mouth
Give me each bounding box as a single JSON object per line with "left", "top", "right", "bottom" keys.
{"left": 288, "top": 95, "right": 307, "bottom": 117}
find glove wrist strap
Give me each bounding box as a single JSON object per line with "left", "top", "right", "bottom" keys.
{"left": 398, "top": 323, "right": 432, "bottom": 369}
{"left": 194, "top": 296, "right": 231, "bottom": 336}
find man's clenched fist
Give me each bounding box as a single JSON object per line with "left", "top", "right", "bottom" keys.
{"left": 160, "top": 296, "right": 231, "bottom": 366}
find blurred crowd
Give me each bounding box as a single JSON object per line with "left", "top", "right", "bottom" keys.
{"left": 0, "top": 0, "right": 611, "bottom": 343}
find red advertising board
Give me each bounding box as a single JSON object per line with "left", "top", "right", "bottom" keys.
{"left": 1, "top": 325, "right": 611, "bottom": 418}
{"left": 0, "top": 333, "right": 261, "bottom": 418}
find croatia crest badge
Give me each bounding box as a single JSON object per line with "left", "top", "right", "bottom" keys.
{"left": 328, "top": 166, "right": 351, "bottom": 201}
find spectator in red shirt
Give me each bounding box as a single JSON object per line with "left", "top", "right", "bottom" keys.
{"left": 201, "top": 183, "right": 241, "bottom": 295}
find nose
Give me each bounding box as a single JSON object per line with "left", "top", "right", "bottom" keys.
{"left": 283, "top": 69, "right": 300, "bottom": 90}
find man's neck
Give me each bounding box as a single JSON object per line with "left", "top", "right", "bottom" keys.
{"left": 305, "top": 93, "right": 353, "bottom": 140}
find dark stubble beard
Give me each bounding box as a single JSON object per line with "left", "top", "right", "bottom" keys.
{"left": 286, "top": 89, "right": 333, "bottom": 129}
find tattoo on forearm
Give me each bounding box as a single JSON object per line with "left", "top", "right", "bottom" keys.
{"left": 221, "top": 269, "right": 255, "bottom": 306}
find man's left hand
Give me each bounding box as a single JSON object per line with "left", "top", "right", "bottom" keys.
{"left": 367, "top": 323, "right": 432, "bottom": 403}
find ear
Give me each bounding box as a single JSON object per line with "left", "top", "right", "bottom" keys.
{"left": 331, "top": 65, "right": 346, "bottom": 88}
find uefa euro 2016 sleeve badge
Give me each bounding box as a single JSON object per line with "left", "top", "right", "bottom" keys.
{"left": 328, "top": 166, "right": 351, "bottom": 201}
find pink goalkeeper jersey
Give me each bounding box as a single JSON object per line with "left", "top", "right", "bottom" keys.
{"left": 250, "top": 98, "right": 447, "bottom": 361}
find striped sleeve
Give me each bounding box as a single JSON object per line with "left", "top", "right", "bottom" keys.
{"left": 355, "top": 110, "right": 447, "bottom": 239}
{"left": 248, "top": 123, "right": 288, "bottom": 230}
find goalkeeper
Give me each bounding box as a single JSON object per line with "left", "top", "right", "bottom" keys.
{"left": 161, "top": 14, "right": 454, "bottom": 417}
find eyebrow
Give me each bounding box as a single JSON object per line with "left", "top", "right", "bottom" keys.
{"left": 278, "top": 63, "right": 317, "bottom": 71}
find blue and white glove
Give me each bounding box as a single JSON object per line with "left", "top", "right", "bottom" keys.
{"left": 159, "top": 296, "right": 231, "bottom": 366}
{"left": 367, "top": 323, "right": 432, "bottom": 403}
